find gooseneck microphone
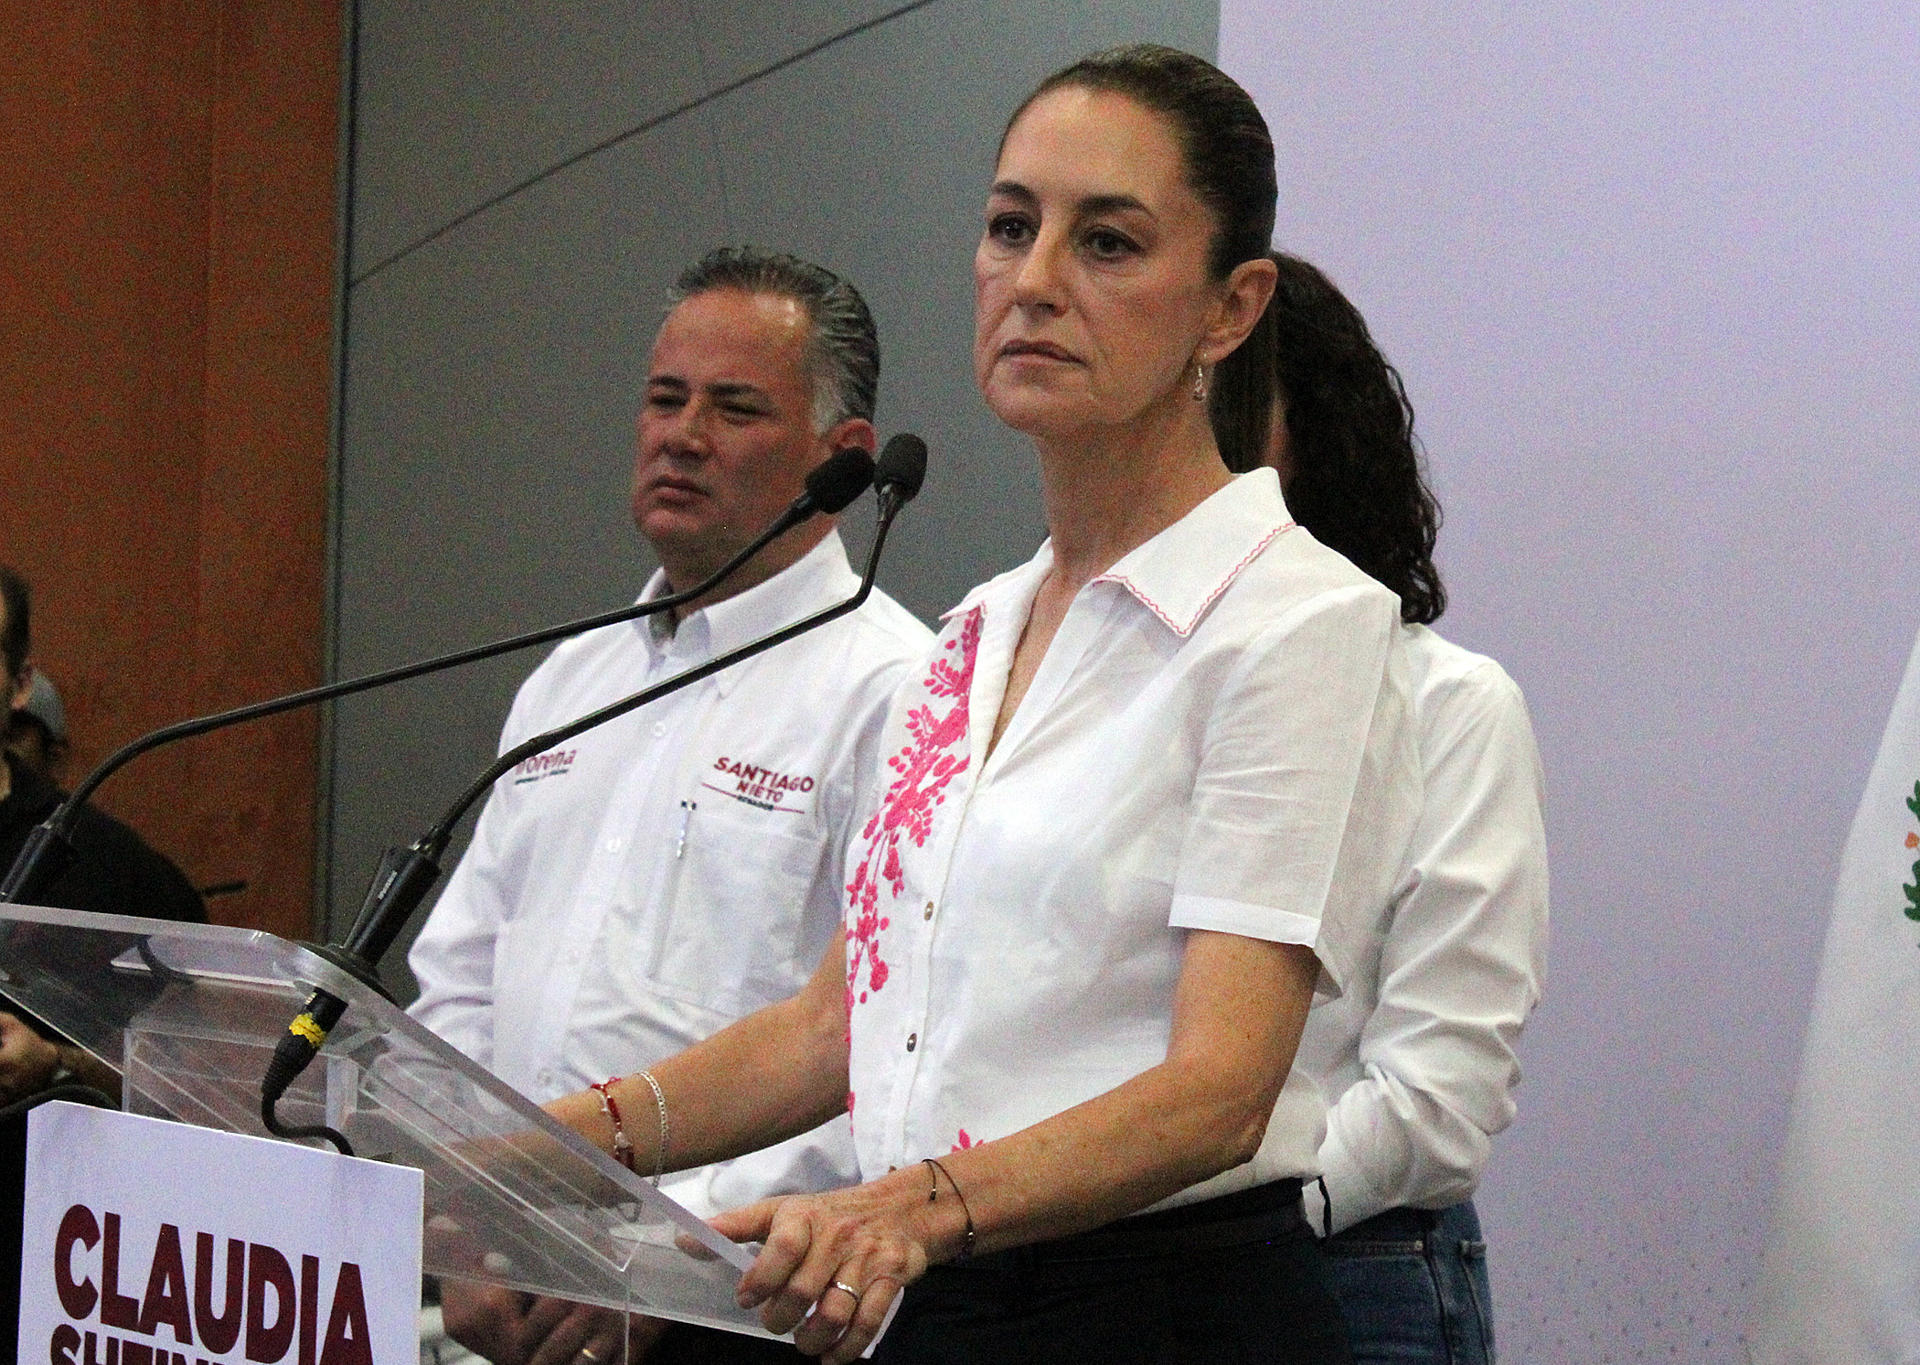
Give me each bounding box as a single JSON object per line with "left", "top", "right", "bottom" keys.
{"left": 261, "top": 434, "right": 929, "bottom": 1153}
{"left": 873, "top": 432, "right": 928, "bottom": 513}
{"left": 0, "top": 448, "right": 876, "bottom": 907}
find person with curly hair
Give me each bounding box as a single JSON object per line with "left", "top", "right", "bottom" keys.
{"left": 1213, "top": 252, "right": 1550, "bottom": 1365}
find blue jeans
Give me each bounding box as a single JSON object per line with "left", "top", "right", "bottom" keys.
{"left": 1321, "top": 1201, "right": 1494, "bottom": 1365}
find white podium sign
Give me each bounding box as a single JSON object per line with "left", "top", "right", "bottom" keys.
{"left": 19, "top": 1102, "right": 423, "bottom": 1365}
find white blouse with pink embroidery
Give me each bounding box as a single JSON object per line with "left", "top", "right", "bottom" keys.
{"left": 841, "top": 469, "right": 1423, "bottom": 1211}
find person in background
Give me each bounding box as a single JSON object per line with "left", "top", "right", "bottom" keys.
{"left": 0, "top": 564, "right": 206, "bottom": 977}
{"left": 542, "top": 46, "right": 1419, "bottom": 1364}
{"left": 6, "top": 667, "right": 70, "bottom": 781}
{"left": 1212, "top": 251, "right": 1549, "bottom": 1365}
{"left": 0, "top": 563, "right": 208, "bottom": 1347}
{"left": 406, "top": 248, "right": 932, "bottom": 1364}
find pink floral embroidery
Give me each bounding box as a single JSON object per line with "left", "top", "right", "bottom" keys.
{"left": 845, "top": 609, "right": 982, "bottom": 1011}
{"left": 951, "top": 1129, "right": 975, "bottom": 1152}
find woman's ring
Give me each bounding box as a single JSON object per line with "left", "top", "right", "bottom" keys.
{"left": 828, "top": 1280, "right": 861, "bottom": 1302}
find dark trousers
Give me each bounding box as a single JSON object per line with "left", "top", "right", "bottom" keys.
{"left": 649, "top": 1324, "right": 812, "bottom": 1363}
{"left": 874, "top": 1179, "right": 1352, "bottom": 1365}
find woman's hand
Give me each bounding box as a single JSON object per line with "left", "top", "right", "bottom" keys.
{"left": 710, "top": 1172, "right": 950, "bottom": 1363}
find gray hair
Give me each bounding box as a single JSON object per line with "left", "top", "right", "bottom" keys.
{"left": 669, "top": 247, "right": 879, "bottom": 432}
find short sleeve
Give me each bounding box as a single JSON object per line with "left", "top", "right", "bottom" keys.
{"left": 1168, "top": 584, "right": 1419, "bottom": 999}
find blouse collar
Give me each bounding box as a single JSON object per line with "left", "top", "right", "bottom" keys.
{"left": 945, "top": 468, "right": 1296, "bottom": 639}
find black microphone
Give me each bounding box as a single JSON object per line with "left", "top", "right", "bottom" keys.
{"left": 779, "top": 444, "right": 879, "bottom": 520}
{"left": 0, "top": 447, "right": 876, "bottom": 907}
{"left": 874, "top": 433, "right": 928, "bottom": 514}
{"left": 261, "top": 436, "right": 930, "bottom": 1153}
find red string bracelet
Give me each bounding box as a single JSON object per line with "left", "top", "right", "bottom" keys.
{"left": 590, "top": 1078, "right": 635, "bottom": 1172}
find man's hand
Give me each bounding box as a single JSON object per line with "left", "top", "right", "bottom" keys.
{"left": 439, "top": 1280, "right": 666, "bottom": 1365}
{"left": 0, "top": 1011, "right": 61, "bottom": 1104}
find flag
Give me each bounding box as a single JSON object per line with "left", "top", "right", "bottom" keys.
{"left": 1753, "top": 625, "right": 1920, "bottom": 1361}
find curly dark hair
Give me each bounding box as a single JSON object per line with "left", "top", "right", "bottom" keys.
{"left": 1211, "top": 251, "right": 1445, "bottom": 624}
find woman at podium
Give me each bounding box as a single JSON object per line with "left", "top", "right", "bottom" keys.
{"left": 549, "top": 45, "right": 1416, "bottom": 1364}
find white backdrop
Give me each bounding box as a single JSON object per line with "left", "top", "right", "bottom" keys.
{"left": 1220, "top": 4, "right": 1920, "bottom": 1358}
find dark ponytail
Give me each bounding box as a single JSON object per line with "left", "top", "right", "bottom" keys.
{"left": 1212, "top": 252, "right": 1446, "bottom": 625}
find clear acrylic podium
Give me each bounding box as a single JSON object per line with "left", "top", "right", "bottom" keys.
{"left": 0, "top": 900, "right": 781, "bottom": 1355}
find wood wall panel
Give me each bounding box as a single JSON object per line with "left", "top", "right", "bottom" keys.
{"left": 0, "top": 0, "right": 340, "bottom": 939}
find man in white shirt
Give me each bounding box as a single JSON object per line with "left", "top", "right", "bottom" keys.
{"left": 409, "top": 248, "right": 932, "bottom": 1364}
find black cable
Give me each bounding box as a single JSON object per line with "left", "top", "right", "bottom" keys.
{"left": 0, "top": 1082, "right": 117, "bottom": 1124}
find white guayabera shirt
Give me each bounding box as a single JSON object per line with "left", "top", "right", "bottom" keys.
{"left": 407, "top": 531, "right": 932, "bottom": 1218}
{"left": 842, "top": 469, "right": 1421, "bottom": 1211}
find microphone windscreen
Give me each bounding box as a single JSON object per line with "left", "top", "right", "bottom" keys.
{"left": 875, "top": 434, "right": 929, "bottom": 501}
{"left": 806, "top": 447, "right": 878, "bottom": 513}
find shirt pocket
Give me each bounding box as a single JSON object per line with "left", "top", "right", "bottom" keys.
{"left": 644, "top": 803, "right": 826, "bottom": 1018}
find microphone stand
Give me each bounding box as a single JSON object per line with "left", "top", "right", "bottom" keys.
{"left": 262, "top": 449, "right": 923, "bottom": 1153}
{"left": 0, "top": 450, "right": 875, "bottom": 907}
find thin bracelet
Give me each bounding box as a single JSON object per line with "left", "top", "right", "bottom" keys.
{"left": 589, "top": 1078, "right": 634, "bottom": 1172}
{"left": 922, "top": 1157, "right": 975, "bottom": 1261}
{"left": 635, "top": 1069, "right": 669, "bottom": 1187}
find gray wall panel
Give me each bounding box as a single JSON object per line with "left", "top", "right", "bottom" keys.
{"left": 329, "top": 0, "right": 1219, "bottom": 964}
{"left": 331, "top": 111, "right": 730, "bottom": 948}
{"left": 350, "top": 0, "right": 704, "bottom": 274}
{"left": 692, "top": 0, "right": 917, "bottom": 90}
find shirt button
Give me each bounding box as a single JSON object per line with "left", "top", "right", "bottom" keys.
{"left": 652, "top": 722, "right": 667, "bottom": 738}
{"left": 605, "top": 837, "right": 623, "bottom": 852}
{"left": 923, "top": 901, "right": 934, "bottom": 921}
{"left": 906, "top": 1033, "right": 917, "bottom": 1052}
